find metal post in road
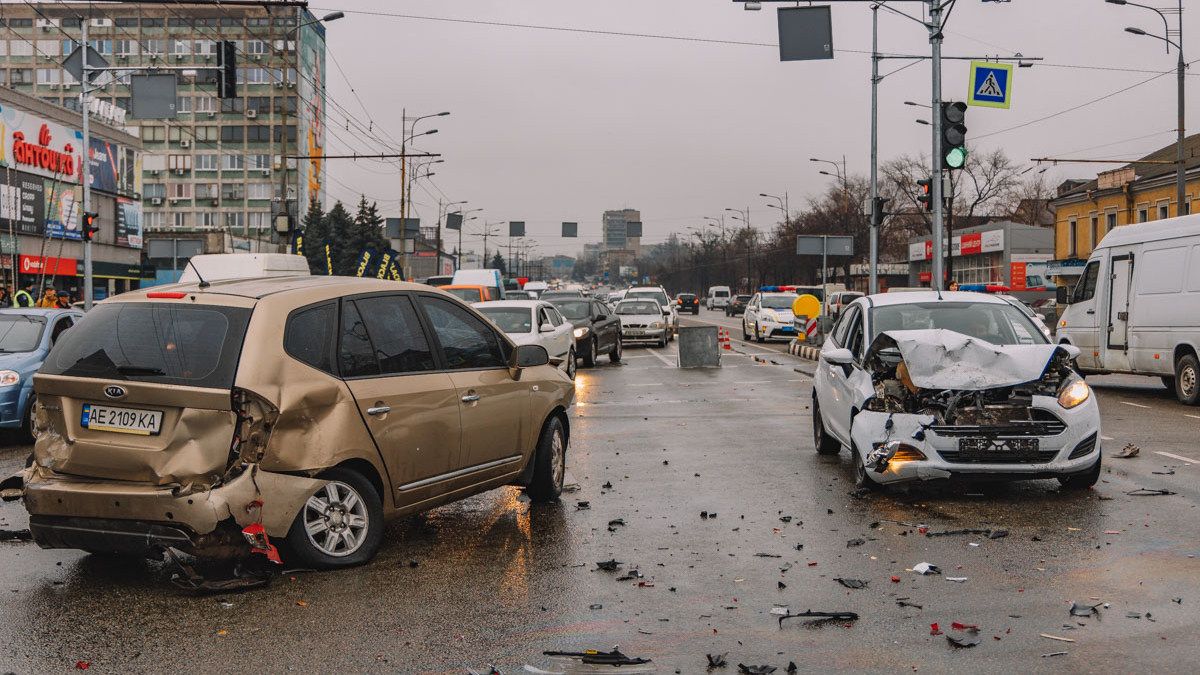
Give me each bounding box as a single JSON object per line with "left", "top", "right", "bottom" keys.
{"left": 81, "top": 19, "right": 93, "bottom": 310}
{"left": 928, "top": 0, "right": 945, "bottom": 292}
{"left": 821, "top": 235, "right": 828, "bottom": 316}
{"left": 869, "top": 2, "right": 881, "bottom": 295}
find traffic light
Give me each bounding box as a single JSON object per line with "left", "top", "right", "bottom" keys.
{"left": 940, "top": 101, "right": 968, "bottom": 170}
{"left": 81, "top": 212, "right": 100, "bottom": 241}
{"left": 916, "top": 178, "right": 933, "bottom": 212}
{"left": 217, "top": 40, "right": 237, "bottom": 99}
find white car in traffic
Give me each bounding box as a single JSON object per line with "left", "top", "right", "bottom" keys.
{"left": 474, "top": 300, "right": 577, "bottom": 378}
{"left": 811, "top": 292, "right": 1101, "bottom": 491}
{"left": 614, "top": 298, "right": 670, "bottom": 348}
{"left": 742, "top": 292, "right": 798, "bottom": 342}
{"left": 624, "top": 286, "right": 678, "bottom": 340}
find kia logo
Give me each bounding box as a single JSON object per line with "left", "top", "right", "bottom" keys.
{"left": 103, "top": 385, "right": 126, "bottom": 399}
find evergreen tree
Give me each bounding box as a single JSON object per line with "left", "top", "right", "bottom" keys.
{"left": 300, "top": 198, "right": 330, "bottom": 275}
{"left": 491, "top": 252, "right": 507, "bottom": 275}
{"left": 325, "top": 201, "right": 357, "bottom": 275}
{"left": 335, "top": 195, "right": 389, "bottom": 276}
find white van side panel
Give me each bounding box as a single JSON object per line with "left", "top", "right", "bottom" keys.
{"left": 1126, "top": 242, "right": 1200, "bottom": 375}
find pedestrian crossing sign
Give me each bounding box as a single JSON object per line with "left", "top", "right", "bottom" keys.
{"left": 968, "top": 61, "right": 1012, "bottom": 109}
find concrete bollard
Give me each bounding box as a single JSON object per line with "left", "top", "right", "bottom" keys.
{"left": 678, "top": 325, "right": 720, "bottom": 368}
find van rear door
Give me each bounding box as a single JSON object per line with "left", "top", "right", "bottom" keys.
{"left": 1104, "top": 253, "right": 1134, "bottom": 370}
{"left": 34, "top": 299, "right": 253, "bottom": 486}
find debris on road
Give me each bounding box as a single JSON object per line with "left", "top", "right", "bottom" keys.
{"left": 835, "top": 578, "right": 869, "bottom": 589}
{"left": 706, "top": 653, "right": 728, "bottom": 668}
{"left": 946, "top": 577, "right": 968, "bottom": 583}
{"left": 595, "top": 559, "right": 622, "bottom": 571}
{"left": 1125, "top": 488, "right": 1177, "bottom": 496}
{"left": 1069, "top": 602, "right": 1101, "bottom": 617}
{"left": 846, "top": 538, "right": 866, "bottom": 547}
{"left": 1040, "top": 633, "right": 1076, "bottom": 643}
{"left": 575, "top": 501, "right": 590, "bottom": 510}
{"left": 607, "top": 518, "right": 626, "bottom": 531}
{"left": 1114, "top": 443, "right": 1140, "bottom": 458}
{"left": 777, "top": 609, "right": 859, "bottom": 627}
{"left": 543, "top": 647, "right": 650, "bottom": 666}
{"left": 947, "top": 633, "right": 981, "bottom": 648}
{"left": 897, "top": 600, "right": 923, "bottom": 609}
{"left": 1041, "top": 652, "right": 1069, "bottom": 658}
{"left": 912, "top": 562, "right": 941, "bottom": 575}
{"left": 0, "top": 528, "right": 32, "bottom": 541}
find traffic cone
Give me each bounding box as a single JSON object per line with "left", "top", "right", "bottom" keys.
{"left": 721, "top": 328, "right": 732, "bottom": 350}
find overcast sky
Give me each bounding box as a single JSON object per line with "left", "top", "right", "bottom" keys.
{"left": 316, "top": 0, "right": 1191, "bottom": 256}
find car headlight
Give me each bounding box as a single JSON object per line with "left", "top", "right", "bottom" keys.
{"left": 573, "top": 327, "right": 589, "bottom": 339}
{"left": 650, "top": 321, "right": 663, "bottom": 329}
{"left": 1058, "top": 376, "right": 1091, "bottom": 409}
{"left": 0, "top": 370, "right": 19, "bottom": 387}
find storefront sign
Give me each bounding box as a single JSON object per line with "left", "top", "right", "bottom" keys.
{"left": 19, "top": 254, "right": 77, "bottom": 276}
{"left": 87, "top": 137, "right": 120, "bottom": 194}
{"left": 0, "top": 171, "right": 46, "bottom": 236}
{"left": 1046, "top": 258, "right": 1087, "bottom": 277}
{"left": 981, "top": 229, "right": 1004, "bottom": 253}
{"left": 11, "top": 124, "right": 75, "bottom": 176}
{"left": 910, "top": 229, "right": 1006, "bottom": 261}
{"left": 0, "top": 103, "right": 137, "bottom": 196}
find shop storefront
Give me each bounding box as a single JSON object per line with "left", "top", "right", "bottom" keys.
{"left": 908, "top": 221, "right": 1056, "bottom": 298}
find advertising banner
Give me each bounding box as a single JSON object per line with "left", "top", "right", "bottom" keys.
{"left": 86, "top": 137, "right": 120, "bottom": 194}
{"left": 116, "top": 197, "right": 143, "bottom": 248}
{"left": 0, "top": 170, "right": 45, "bottom": 236}
{"left": 0, "top": 99, "right": 137, "bottom": 195}
{"left": 45, "top": 180, "right": 81, "bottom": 240}
{"left": 297, "top": 15, "right": 328, "bottom": 213}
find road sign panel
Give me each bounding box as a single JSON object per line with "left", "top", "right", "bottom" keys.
{"left": 968, "top": 61, "right": 1012, "bottom": 109}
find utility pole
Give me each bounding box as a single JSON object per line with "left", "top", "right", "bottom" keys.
{"left": 81, "top": 18, "right": 93, "bottom": 310}
{"left": 280, "top": 5, "right": 293, "bottom": 253}
{"left": 869, "top": 3, "right": 881, "bottom": 295}
{"left": 928, "top": 0, "right": 946, "bottom": 292}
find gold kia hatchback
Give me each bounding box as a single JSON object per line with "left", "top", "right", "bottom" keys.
{"left": 8, "top": 276, "right": 575, "bottom": 568}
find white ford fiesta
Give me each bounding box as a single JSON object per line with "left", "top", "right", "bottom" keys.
{"left": 811, "top": 292, "right": 1101, "bottom": 491}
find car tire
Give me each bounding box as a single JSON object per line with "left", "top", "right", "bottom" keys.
{"left": 1174, "top": 353, "right": 1200, "bottom": 405}
{"left": 812, "top": 398, "right": 841, "bottom": 455}
{"left": 852, "top": 441, "right": 883, "bottom": 491}
{"left": 566, "top": 348, "right": 577, "bottom": 379}
{"left": 1058, "top": 453, "right": 1102, "bottom": 490}
{"left": 20, "top": 395, "right": 35, "bottom": 443}
{"left": 609, "top": 338, "right": 622, "bottom": 363}
{"left": 283, "top": 467, "right": 384, "bottom": 569}
{"left": 581, "top": 338, "right": 597, "bottom": 368}
{"left": 755, "top": 323, "right": 765, "bottom": 343}
{"left": 526, "top": 415, "right": 567, "bottom": 503}
{"left": 742, "top": 322, "right": 750, "bottom": 341}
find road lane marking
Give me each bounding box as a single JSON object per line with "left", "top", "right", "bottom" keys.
{"left": 646, "top": 348, "right": 676, "bottom": 367}
{"left": 1121, "top": 401, "right": 1151, "bottom": 409}
{"left": 1186, "top": 414, "right": 1200, "bottom": 420}
{"left": 1101, "top": 435, "right": 1114, "bottom": 441}
{"left": 1154, "top": 451, "right": 1195, "bottom": 465}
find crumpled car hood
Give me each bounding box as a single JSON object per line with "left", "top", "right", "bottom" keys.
{"left": 868, "top": 329, "right": 1074, "bottom": 390}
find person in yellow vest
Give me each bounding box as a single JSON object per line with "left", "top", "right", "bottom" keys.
{"left": 12, "top": 282, "right": 35, "bottom": 308}
{"left": 35, "top": 287, "right": 58, "bottom": 308}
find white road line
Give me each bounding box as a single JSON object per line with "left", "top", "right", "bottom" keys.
{"left": 1154, "top": 451, "right": 1196, "bottom": 465}
{"left": 1121, "top": 401, "right": 1151, "bottom": 409}
{"left": 732, "top": 380, "right": 773, "bottom": 385}
{"left": 1100, "top": 435, "right": 1114, "bottom": 441}
{"left": 1185, "top": 414, "right": 1200, "bottom": 420}
{"left": 646, "top": 347, "right": 676, "bottom": 367}
{"left": 630, "top": 383, "right": 664, "bottom": 387}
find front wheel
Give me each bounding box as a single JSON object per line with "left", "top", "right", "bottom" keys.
{"left": 527, "top": 416, "right": 566, "bottom": 502}
{"left": 581, "top": 338, "right": 597, "bottom": 368}
{"left": 20, "top": 395, "right": 36, "bottom": 443}
{"left": 609, "top": 337, "right": 622, "bottom": 363}
{"left": 852, "top": 442, "right": 883, "bottom": 491}
{"left": 1058, "top": 454, "right": 1102, "bottom": 490}
{"left": 565, "top": 348, "right": 577, "bottom": 379}
{"left": 755, "top": 323, "right": 765, "bottom": 343}
{"left": 284, "top": 468, "right": 384, "bottom": 569}
{"left": 742, "top": 322, "right": 750, "bottom": 341}
{"left": 1175, "top": 354, "right": 1200, "bottom": 405}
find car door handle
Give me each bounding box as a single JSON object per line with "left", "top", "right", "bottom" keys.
{"left": 366, "top": 406, "right": 391, "bottom": 416}
{"left": 461, "top": 393, "right": 481, "bottom": 403}
{"left": 1086, "top": 309, "right": 1095, "bottom": 315}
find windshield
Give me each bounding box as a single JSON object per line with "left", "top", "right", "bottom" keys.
{"left": 43, "top": 303, "right": 252, "bottom": 388}
{"left": 792, "top": 287, "right": 825, "bottom": 301}
{"left": 715, "top": 290, "right": 729, "bottom": 297}
{"left": 736, "top": 295, "right": 751, "bottom": 302}
{"left": 477, "top": 307, "right": 533, "bottom": 333}
{"left": 445, "top": 287, "right": 483, "bottom": 303}
{"left": 626, "top": 290, "right": 668, "bottom": 306}
{"left": 553, "top": 300, "right": 591, "bottom": 321}
{"left": 0, "top": 314, "right": 46, "bottom": 352}
{"left": 761, "top": 295, "right": 796, "bottom": 310}
{"left": 870, "top": 301, "right": 1048, "bottom": 346}
{"left": 617, "top": 301, "right": 661, "bottom": 315}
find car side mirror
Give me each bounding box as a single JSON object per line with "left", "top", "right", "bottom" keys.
{"left": 1056, "top": 285, "right": 1071, "bottom": 305}
{"left": 822, "top": 347, "right": 854, "bottom": 365}
{"left": 539, "top": 323, "right": 555, "bottom": 333}
{"left": 661, "top": 307, "right": 670, "bottom": 316}
{"left": 513, "top": 343, "right": 550, "bottom": 368}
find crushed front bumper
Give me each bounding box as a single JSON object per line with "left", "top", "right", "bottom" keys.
{"left": 15, "top": 464, "right": 327, "bottom": 554}
{"left": 850, "top": 395, "right": 1101, "bottom": 484}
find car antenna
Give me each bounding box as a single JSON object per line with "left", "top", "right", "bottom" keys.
{"left": 186, "top": 259, "right": 211, "bottom": 289}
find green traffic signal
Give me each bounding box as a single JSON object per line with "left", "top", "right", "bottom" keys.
{"left": 945, "top": 146, "right": 968, "bottom": 170}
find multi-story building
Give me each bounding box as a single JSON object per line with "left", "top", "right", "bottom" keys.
{"left": 1049, "top": 134, "right": 1200, "bottom": 287}
{"left": 0, "top": 2, "right": 328, "bottom": 283}
{"left": 602, "top": 209, "right": 641, "bottom": 254}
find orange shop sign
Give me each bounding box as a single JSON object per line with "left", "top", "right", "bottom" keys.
{"left": 19, "top": 254, "right": 77, "bottom": 276}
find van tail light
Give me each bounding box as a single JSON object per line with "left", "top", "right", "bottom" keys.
{"left": 146, "top": 291, "right": 188, "bottom": 299}
{"left": 241, "top": 522, "right": 282, "bottom": 564}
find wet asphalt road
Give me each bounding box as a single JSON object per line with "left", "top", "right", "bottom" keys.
{"left": 1, "top": 312, "right": 1198, "bottom": 673}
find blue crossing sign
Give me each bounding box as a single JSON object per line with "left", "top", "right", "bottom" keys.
{"left": 968, "top": 61, "right": 1012, "bottom": 109}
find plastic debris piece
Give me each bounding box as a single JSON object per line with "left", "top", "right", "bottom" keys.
{"left": 1040, "top": 633, "right": 1076, "bottom": 643}
{"left": 1069, "top": 602, "right": 1100, "bottom": 617}
{"left": 951, "top": 622, "right": 979, "bottom": 632}
{"left": 930, "top": 623, "right": 943, "bottom": 635}
{"left": 589, "top": 604, "right": 603, "bottom": 610}
{"left": 912, "top": 562, "right": 941, "bottom": 575}
{"left": 778, "top": 609, "right": 859, "bottom": 627}
{"left": 787, "top": 663, "right": 797, "bottom": 675}
{"left": 778, "top": 582, "right": 787, "bottom": 590}
{"left": 890, "top": 576, "right": 901, "bottom": 583}
{"left": 897, "top": 600, "right": 922, "bottom": 609}
{"left": 707, "top": 653, "right": 728, "bottom": 668}
{"left": 1126, "top": 612, "right": 1143, "bottom": 619}
{"left": 988, "top": 529, "right": 1009, "bottom": 539}
{"left": 779, "top": 516, "right": 793, "bottom": 523}
{"left": 602, "top": 481, "right": 613, "bottom": 489}
{"left": 74, "top": 662, "right": 90, "bottom": 670}
{"left": 701, "top": 511, "right": 710, "bottom": 519}
{"left": 1125, "top": 488, "right": 1176, "bottom": 496}
{"left": 595, "top": 559, "right": 622, "bottom": 571}
{"left": 835, "top": 578, "right": 869, "bottom": 589}
{"left": 543, "top": 647, "right": 651, "bottom": 666}
{"left": 1114, "top": 443, "right": 1139, "bottom": 458}
{"left": 846, "top": 538, "right": 866, "bottom": 548}
{"left": 947, "top": 634, "right": 981, "bottom": 648}
{"left": 607, "top": 518, "right": 626, "bottom": 531}
{"left": 754, "top": 553, "right": 782, "bottom": 558}
{"left": 946, "top": 577, "right": 968, "bottom": 583}
{"left": 575, "top": 501, "right": 590, "bottom": 510}
{"left": 1041, "top": 652, "right": 1069, "bottom": 658}
{"left": 616, "top": 569, "right": 645, "bottom": 582}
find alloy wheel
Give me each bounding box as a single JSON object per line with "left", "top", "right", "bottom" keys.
{"left": 303, "top": 481, "right": 369, "bottom": 557}
{"left": 1183, "top": 363, "right": 1197, "bottom": 398}
{"left": 550, "top": 427, "right": 565, "bottom": 489}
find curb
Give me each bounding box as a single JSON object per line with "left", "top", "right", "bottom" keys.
{"left": 788, "top": 340, "right": 821, "bottom": 361}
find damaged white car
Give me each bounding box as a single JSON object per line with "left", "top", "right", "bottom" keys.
{"left": 812, "top": 292, "right": 1101, "bottom": 490}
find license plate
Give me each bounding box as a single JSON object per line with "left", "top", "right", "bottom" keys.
{"left": 958, "top": 437, "right": 1039, "bottom": 456}
{"left": 779, "top": 326, "right": 796, "bottom": 333}
{"left": 81, "top": 403, "right": 163, "bottom": 436}
{"left": 625, "top": 330, "right": 644, "bottom": 336}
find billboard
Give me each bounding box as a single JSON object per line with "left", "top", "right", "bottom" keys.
{"left": 116, "top": 197, "right": 143, "bottom": 249}
{"left": 0, "top": 170, "right": 46, "bottom": 236}
{"left": 297, "top": 9, "right": 328, "bottom": 211}
{"left": 44, "top": 180, "right": 81, "bottom": 240}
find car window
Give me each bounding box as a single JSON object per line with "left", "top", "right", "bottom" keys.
{"left": 338, "top": 301, "right": 379, "bottom": 378}
{"left": 0, "top": 314, "right": 47, "bottom": 352}
{"left": 445, "top": 287, "right": 483, "bottom": 303}
{"left": 355, "top": 295, "right": 437, "bottom": 374}
{"left": 544, "top": 306, "right": 564, "bottom": 326}
{"left": 594, "top": 302, "right": 608, "bottom": 319}
{"left": 761, "top": 295, "right": 796, "bottom": 309}
{"left": 49, "top": 316, "right": 74, "bottom": 344}
{"left": 846, "top": 310, "right": 866, "bottom": 360}
{"left": 477, "top": 307, "right": 534, "bottom": 333}
{"left": 553, "top": 300, "right": 591, "bottom": 322}
{"left": 833, "top": 305, "right": 858, "bottom": 346}
{"left": 1074, "top": 261, "right": 1099, "bottom": 303}
{"left": 617, "top": 301, "right": 661, "bottom": 315}
{"left": 626, "top": 290, "right": 668, "bottom": 305}
{"left": 284, "top": 302, "right": 336, "bottom": 373}
{"left": 870, "top": 301, "right": 1048, "bottom": 345}
{"left": 418, "top": 296, "right": 508, "bottom": 369}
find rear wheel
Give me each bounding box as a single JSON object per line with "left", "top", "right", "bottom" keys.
{"left": 609, "top": 337, "right": 622, "bottom": 363}
{"left": 1058, "top": 454, "right": 1102, "bottom": 490}
{"left": 812, "top": 398, "right": 840, "bottom": 455}
{"left": 527, "top": 416, "right": 566, "bottom": 502}
{"left": 581, "top": 338, "right": 597, "bottom": 368}
{"left": 1175, "top": 354, "right": 1200, "bottom": 405}
{"left": 284, "top": 467, "right": 383, "bottom": 569}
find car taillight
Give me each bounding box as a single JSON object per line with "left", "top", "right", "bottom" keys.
{"left": 146, "top": 291, "right": 188, "bottom": 299}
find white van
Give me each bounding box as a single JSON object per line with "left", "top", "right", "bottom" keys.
{"left": 524, "top": 281, "right": 549, "bottom": 298}
{"left": 452, "top": 268, "right": 506, "bottom": 300}
{"left": 1057, "top": 217, "right": 1200, "bottom": 404}
{"left": 178, "top": 253, "right": 309, "bottom": 283}
{"left": 706, "top": 286, "right": 731, "bottom": 310}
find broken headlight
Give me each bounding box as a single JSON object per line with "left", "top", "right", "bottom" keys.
{"left": 1057, "top": 376, "right": 1091, "bottom": 409}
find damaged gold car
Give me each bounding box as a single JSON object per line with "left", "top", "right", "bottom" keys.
{"left": 1, "top": 277, "right": 575, "bottom": 568}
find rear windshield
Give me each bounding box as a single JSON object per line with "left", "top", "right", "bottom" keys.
{"left": 476, "top": 307, "right": 533, "bottom": 333}
{"left": 43, "top": 302, "right": 252, "bottom": 388}
{"left": 445, "top": 288, "right": 483, "bottom": 303}
{"left": 0, "top": 314, "right": 46, "bottom": 352}
{"left": 626, "top": 290, "right": 668, "bottom": 305}
{"left": 553, "top": 300, "right": 591, "bottom": 321}
{"left": 715, "top": 290, "right": 729, "bottom": 297}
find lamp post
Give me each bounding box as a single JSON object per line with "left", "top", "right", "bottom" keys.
{"left": 810, "top": 157, "right": 847, "bottom": 190}
{"left": 1110, "top": 0, "right": 1186, "bottom": 215}
{"left": 760, "top": 192, "right": 789, "bottom": 223}
{"left": 724, "top": 207, "right": 750, "bottom": 231}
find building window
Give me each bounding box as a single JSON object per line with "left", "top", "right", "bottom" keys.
{"left": 246, "top": 40, "right": 268, "bottom": 55}
{"left": 145, "top": 212, "right": 166, "bottom": 229}
{"left": 169, "top": 183, "right": 192, "bottom": 199}
{"left": 197, "top": 212, "right": 220, "bottom": 227}
{"left": 1158, "top": 201, "right": 1170, "bottom": 220}
{"left": 274, "top": 96, "right": 297, "bottom": 114}
{"left": 195, "top": 96, "right": 216, "bottom": 114}
{"left": 222, "top": 154, "right": 245, "bottom": 170}
{"left": 168, "top": 18, "right": 192, "bottom": 28}
{"left": 194, "top": 40, "right": 217, "bottom": 57}
{"left": 35, "top": 68, "right": 61, "bottom": 85}
{"left": 1186, "top": 198, "right": 1193, "bottom": 216}
{"left": 195, "top": 154, "right": 218, "bottom": 171}
{"left": 10, "top": 42, "right": 33, "bottom": 57}
{"left": 141, "top": 125, "right": 166, "bottom": 142}
{"left": 172, "top": 212, "right": 190, "bottom": 229}
{"left": 114, "top": 40, "right": 138, "bottom": 57}
{"left": 10, "top": 19, "right": 34, "bottom": 29}
{"left": 141, "top": 18, "right": 165, "bottom": 28}
{"left": 38, "top": 40, "right": 59, "bottom": 56}
{"left": 144, "top": 39, "right": 164, "bottom": 56}
{"left": 1067, "top": 218, "right": 1077, "bottom": 257}
{"left": 168, "top": 155, "right": 192, "bottom": 171}
{"left": 115, "top": 18, "right": 138, "bottom": 28}
{"left": 248, "top": 212, "right": 270, "bottom": 230}
{"left": 1105, "top": 211, "right": 1116, "bottom": 238}
{"left": 62, "top": 18, "right": 83, "bottom": 29}
{"left": 60, "top": 40, "right": 76, "bottom": 56}
{"left": 247, "top": 183, "right": 272, "bottom": 200}
{"left": 169, "top": 39, "right": 191, "bottom": 56}
{"left": 86, "top": 40, "right": 112, "bottom": 56}
{"left": 225, "top": 212, "right": 246, "bottom": 231}
{"left": 176, "top": 95, "right": 192, "bottom": 113}
{"left": 1089, "top": 214, "right": 1099, "bottom": 249}
{"left": 221, "top": 126, "right": 244, "bottom": 143}
{"left": 221, "top": 183, "right": 245, "bottom": 200}
{"left": 272, "top": 125, "right": 297, "bottom": 143}
{"left": 195, "top": 183, "right": 217, "bottom": 200}
{"left": 221, "top": 97, "right": 245, "bottom": 113}
{"left": 143, "top": 183, "right": 166, "bottom": 199}
{"left": 1138, "top": 207, "right": 1149, "bottom": 223}
{"left": 247, "top": 154, "right": 271, "bottom": 171}
{"left": 247, "top": 125, "right": 271, "bottom": 142}
{"left": 0, "top": 42, "right": 7, "bottom": 57}
{"left": 247, "top": 96, "right": 270, "bottom": 114}
{"left": 193, "top": 126, "right": 218, "bottom": 142}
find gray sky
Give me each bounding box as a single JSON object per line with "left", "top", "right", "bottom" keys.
{"left": 317, "top": 0, "right": 1191, "bottom": 256}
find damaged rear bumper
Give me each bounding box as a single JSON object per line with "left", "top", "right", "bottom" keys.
{"left": 15, "top": 465, "right": 327, "bottom": 555}
{"left": 850, "top": 395, "right": 1101, "bottom": 485}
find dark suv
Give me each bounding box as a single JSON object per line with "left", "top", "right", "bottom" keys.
{"left": 725, "top": 294, "right": 752, "bottom": 316}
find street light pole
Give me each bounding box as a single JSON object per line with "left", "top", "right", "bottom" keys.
{"left": 929, "top": 0, "right": 946, "bottom": 292}
{"left": 869, "top": 2, "right": 881, "bottom": 294}
{"left": 81, "top": 18, "right": 92, "bottom": 309}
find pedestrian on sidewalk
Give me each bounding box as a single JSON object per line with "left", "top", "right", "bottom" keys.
{"left": 35, "top": 287, "right": 58, "bottom": 308}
